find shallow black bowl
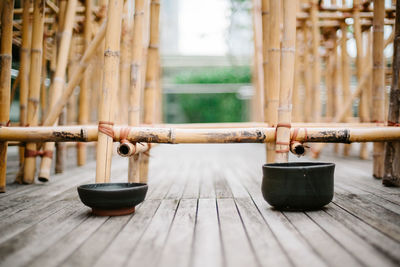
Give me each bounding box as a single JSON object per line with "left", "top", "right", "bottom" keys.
{"left": 77, "top": 183, "right": 148, "bottom": 216}
{"left": 262, "top": 162, "right": 334, "bottom": 211}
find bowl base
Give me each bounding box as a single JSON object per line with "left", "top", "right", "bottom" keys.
{"left": 92, "top": 206, "right": 135, "bottom": 216}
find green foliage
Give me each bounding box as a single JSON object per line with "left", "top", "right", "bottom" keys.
{"left": 167, "top": 66, "right": 251, "bottom": 123}
{"left": 174, "top": 66, "right": 251, "bottom": 84}
{"left": 177, "top": 93, "right": 247, "bottom": 123}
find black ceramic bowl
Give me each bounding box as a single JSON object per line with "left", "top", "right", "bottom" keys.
{"left": 77, "top": 183, "right": 148, "bottom": 216}
{"left": 262, "top": 162, "right": 334, "bottom": 211}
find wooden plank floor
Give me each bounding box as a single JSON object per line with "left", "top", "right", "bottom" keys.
{"left": 1, "top": 144, "right": 400, "bottom": 267}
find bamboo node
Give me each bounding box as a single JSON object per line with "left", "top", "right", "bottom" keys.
{"left": 134, "top": 11, "right": 145, "bottom": 16}
{"left": 281, "top": 47, "right": 296, "bottom": 53}
{"left": 28, "top": 97, "right": 39, "bottom": 105}
{"left": 0, "top": 54, "right": 12, "bottom": 60}
{"left": 98, "top": 121, "right": 114, "bottom": 138}
{"left": 31, "top": 48, "right": 42, "bottom": 53}
{"left": 268, "top": 48, "right": 280, "bottom": 52}
{"left": 24, "top": 149, "right": 53, "bottom": 158}
{"left": 53, "top": 77, "right": 65, "bottom": 83}
{"left": 149, "top": 44, "right": 159, "bottom": 49}
{"left": 104, "top": 50, "right": 120, "bottom": 57}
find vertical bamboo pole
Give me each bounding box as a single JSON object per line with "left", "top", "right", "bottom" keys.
{"left": 372, "top": 0, "right": 385, "bottom": 178}
{"left": 54, "top": 0, "right": 67, "bottom": 175}
{"left": 141, "top": 0, "right": 160, "bottom": 183}
{"left": 340, "top": 21, "right": 351, "bottom": 156}
{"left": 23, "top": 0, "right": 45, "bottom": 184}
{"left": 275, "top": 0, "right": 296, "bottom": 163}
{"left": 251, "top": 0, "right": 264, "bottom": 122}
{"left": 353, "top": 0, "right": 369, "bottom": 160}
{"left": 384, "top": 0, "right": 400, "bottom": 186}
{"left": 143, "top": 0, "right": 160, "bottom": 125}
{"left": 310, "top": 0, "right": 321, "bottom": 122}
{"left": 0, "top": 0, "right": 14, "bottom": 192}
{"left": 96, "top": 0, "right": 124, "bottom": 183}
{"left": 77, "top": 0, "right": 93, "bottom": 166}
{"left": 40, "top": 33, "right": 48, "bottom": 120}
{"left": 292, "top": 31, "right": 302, "bottom": 123}
{"left": 265, "top": 0, "right": 280, "bottom": 163}
{"left": 128, "top": 0, "right": 149, "bottom": 182}
{"left": 16, "top": 0, "right": 32, "bottom": 183}
{"left": 38, "top": 0, "right": 77, "bottom": 181}
{"left": 119, "top": 2, "right": 132, "bottom": 125}
{"left": 302, "top": 22, "right": 312, "bottom": 122}
{"left": 261, "top": 0, "right": 269, "bottom": 163}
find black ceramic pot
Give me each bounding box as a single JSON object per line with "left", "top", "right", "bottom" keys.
{"left": 77, "top": 183, "right": 148, "bottom": 216}
{"left": 262, "top": 162, "right": 334, "bottom": 211}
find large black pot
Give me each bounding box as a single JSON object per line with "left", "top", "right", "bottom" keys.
{"left": 262, "top": 162, "right": 334, "bottom": 210}
{"left": 77, "top": 183, "right": 148, "bottom": 216}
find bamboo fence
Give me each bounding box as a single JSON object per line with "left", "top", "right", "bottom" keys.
{"left": 0, "top": 0, "right": 399, "bottom": 191}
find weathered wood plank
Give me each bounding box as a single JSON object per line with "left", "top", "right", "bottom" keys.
{"left": 59, "top": 212, "right": 132, "bottom": 267}
{"left": 124, "top": 199, "right": 179, "bottom": 266}
{"left": 0, "top": 203, "right": 87, "bottom": 267}
{"left": 191, "top": 199, "right": 223, "bottom": 267}
{"left": 93, "top": 200, "right": 161, "bottom": 267}
{"left": 306, "top": 207, "right": 398, "bottom": 267}
{"left": 325, "top": 203, "right": 400, "bottom": 264}
{"left": 334, "top": 194, "right": 400, "bottom": 241}
{"left": 217, "top": 198, "right": 259, "bottom": 267}
{"left": 284, "top": 211, "right": 362, "bottom": 267}
{"left": 158, "top": 199, "right": 197, "bottom": 267}
{"left": 235, "top": 198, "right": 292, "bottom": 267}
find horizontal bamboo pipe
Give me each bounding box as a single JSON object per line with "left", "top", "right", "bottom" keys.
{"left": 0, "top": 126, "right": 399, "bottom": 144}
{"left": 148, "top": 122, "right": 385, "bottom": 128}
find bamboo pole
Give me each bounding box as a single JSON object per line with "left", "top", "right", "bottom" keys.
{"left": 261, "top": 0, "right": 268, "bottom": 122}
{"left": 40, "top": 34, "right": 48, "bottom": 121}
{"left": 42, "top": 21, "right": 107, "bottom": 127}
{"left": 38, "top": 0, "right": 77, "bottom": 182}
{"left": 302, "top": 22, "right": 312, "bottom": 122}
{"left": 143, "top": 0, "right": 160, "bottom": 125}
{"left": 292, "top": 31, "right": 302, "bottom": 122}
{"left": 265, "top": 0, "right": 280, "bottom": 163}
{"left": 0, "top": 0, "right": 14, "bottom": 192}
{"left": 128, "top": 0, "right": 149, "bottom": 183}
{"left": 353, "top": 0, "right": 369, "bottom": 160}
{"left": 16, "top": 0, "right": 32, "bottom": 183}
{"left": 77, "top": 0, "right": 93, "bottom": 166}
{"left": 384, "top": 0, "right": 400, "bottom": 186}
{"left": 23, "top": 0, "right": 46, "bottom": 184}
{"left": 119, "top": 2, "right": 131, "bottom": 125}
{"left": 310, "top": 0, "right": 321, "bottom": 122}
{"left": 252, "top": 0, "right": 264, "bottom": 122}
{"left": 141, "top": 0, "right": 160, "bottom": 183}
{"left": 275, "top": 0, "right": 296, "bottom": 163}
{"left": 372, "top": 0, "right": 385, "bottom": 178}
{"left": 96, "top": 0, "right": 124, "bottom": 183}
{"left": 1, "top": 126, "right": 400, "bottom": 144}
{"left": 340, "top": 20, "right": 351, "bottom": 156}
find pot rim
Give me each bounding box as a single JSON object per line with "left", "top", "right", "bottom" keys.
{"left": 78, "top": 182, "right": 148, "bottom": 192}
{"left": 263, "top": 162, "right": 335, "bottom": 169}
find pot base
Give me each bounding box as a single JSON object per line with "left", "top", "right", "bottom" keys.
{"left": 92, "top": 206, "right": 135, "bottom": 216}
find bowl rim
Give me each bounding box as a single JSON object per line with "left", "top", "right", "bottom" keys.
{"left": 263, "top": 162, "right": 335, "bottom": 169}
{"left": 78, "top": 182, "right": 148, "bottom": 192}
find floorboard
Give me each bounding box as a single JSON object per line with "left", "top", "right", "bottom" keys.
{"left": 0, "top": 144, "right": 400, "bottom": 267}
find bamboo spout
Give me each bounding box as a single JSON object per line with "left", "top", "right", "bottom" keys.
{"left": 290, "top": 142, "right": 306, "bottom": 157}
{"left": 117, "top": 142, "right": 150, "bottom": 157}
{"left": 117, "top": 142, "right": 136, "bottom": 157}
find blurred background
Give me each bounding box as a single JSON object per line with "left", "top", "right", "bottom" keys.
{"left": 160, "top": 0, "right": 253, "bottom": 123}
